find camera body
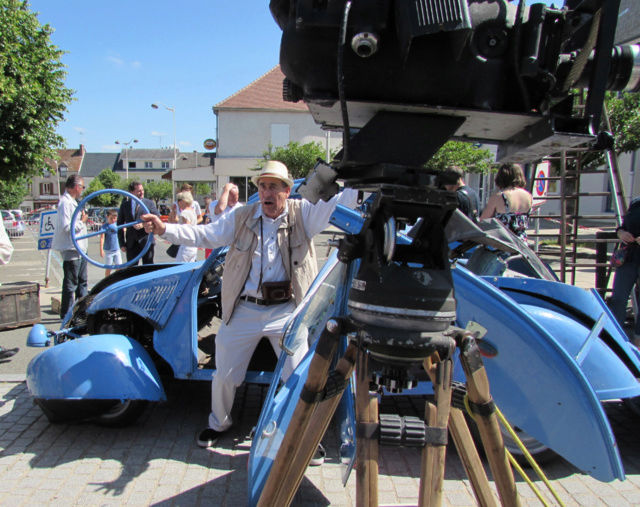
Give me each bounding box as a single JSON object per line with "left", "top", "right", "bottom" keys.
{"left": 272, "top": 0, "right": 638, "bottom": 164}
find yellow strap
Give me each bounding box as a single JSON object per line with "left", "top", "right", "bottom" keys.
{"left": 495, "top": 405, "right": 566, "bottom": 507}
{"left": 463, "top": 394, "right": 566, "bottom": 507}
{"left": 507, "top": 450, "right": 551, "bottom": 507}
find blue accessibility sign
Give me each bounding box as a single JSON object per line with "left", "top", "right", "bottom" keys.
{"left": 39, "top": 210, "right": 57, "bottom": 238}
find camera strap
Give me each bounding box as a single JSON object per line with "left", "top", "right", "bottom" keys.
{"left": 257, "top": 214, "right": 293, "bottom": 295}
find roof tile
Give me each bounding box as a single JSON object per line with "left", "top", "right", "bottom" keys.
{"left": 214, "top": 65, "right": 308, "bottom": 112}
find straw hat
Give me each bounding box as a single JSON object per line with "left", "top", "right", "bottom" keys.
{"left": 251, "top": 160, "right": 294, "bottom": 188}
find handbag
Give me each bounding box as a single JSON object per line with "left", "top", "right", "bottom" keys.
{"left": 611, "top": 243, "right": 629, "bottom": 268}
{"left": 166, "top": 244, "right": 180, "bottom": 258}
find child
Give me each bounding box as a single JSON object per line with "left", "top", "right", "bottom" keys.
{"left": 99, "top": 209, "right": 122, "bottom": 277}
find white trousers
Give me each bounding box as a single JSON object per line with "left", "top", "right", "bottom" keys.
{"left": 208, "top": 299, "right": 308, "bottom": 431}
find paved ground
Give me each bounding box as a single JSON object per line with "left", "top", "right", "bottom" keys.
{"left": 1, "top": 225, "right": 639, "bottom": 505}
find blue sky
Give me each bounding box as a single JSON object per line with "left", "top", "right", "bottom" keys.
{"left": 29, "top": 0, "right": 558, "bottom": 154}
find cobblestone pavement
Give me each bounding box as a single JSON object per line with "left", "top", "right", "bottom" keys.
{"left": 2, "top": 377, "right": 640, "bottom": 506}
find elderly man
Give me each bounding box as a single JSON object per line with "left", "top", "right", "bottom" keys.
{"left": 142, "top": 160, "right": 357, "bottom": 452}
{"left": 52, "top": 174, "right": 88, "bottom": 319}
{"left": 209, "top": 182, "right": 242, "bottom": 222}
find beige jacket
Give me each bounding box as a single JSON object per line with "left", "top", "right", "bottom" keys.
{"left": 221, "top": 200, "right": 318, "bottom": 324}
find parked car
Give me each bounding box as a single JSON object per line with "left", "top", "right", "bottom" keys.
{"left": 1, "top": 210, "right": 24, "bottom": 237}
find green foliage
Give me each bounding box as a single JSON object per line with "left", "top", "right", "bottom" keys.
{"left": 145, "top": 179, "right": 173, "bottom": 205}
{"left": 423, "top": 141, "right": 494, "bottom": 174}
{"left": 195, "top": 182, "right": 211, "bottom": 198}
{"left": 606, "top": 92, "right": 640, "bottom": 155}
{"left": 259, "top": 142, "right": 326, "bottom": 179}
{"left": 582, "top": 92, "right": 640, "bottom": 168}
{"left": 0, "top": 0, "right": 74, "bottom": 182}
{"left": 97, "top": 168, "right": 123, "bottom": 191}
{"left": 85, "top": 169, "right": 124, "bottom": 206}
{"left": 0, "top": 176, "right": 30, "bottom": 209}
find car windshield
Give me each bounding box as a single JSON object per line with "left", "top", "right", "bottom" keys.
{"left": 281, "top": 252, "right": 349, "bottom": 355}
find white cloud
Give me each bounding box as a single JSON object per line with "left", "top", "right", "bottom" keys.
{"left": 107, "top": 55, "right": 124, "bottom": 66}
{"left": 131, "top": 61, "right": 141, "bottom": 69}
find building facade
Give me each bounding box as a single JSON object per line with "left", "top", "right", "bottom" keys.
{"left": 212, "top": 65, "right": 342, "bottom": 201}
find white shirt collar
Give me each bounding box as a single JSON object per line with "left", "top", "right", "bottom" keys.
{"left": 252, "top": 200, "right": 289, "bottom": 222}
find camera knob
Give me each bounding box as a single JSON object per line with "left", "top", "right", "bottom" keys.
{"left": 351, "top": 32, "right": 379, "bottom": 58}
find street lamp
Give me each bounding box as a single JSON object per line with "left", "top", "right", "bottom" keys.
{"left": 151, "top": 103, "right": 177, "bottom": 201}
{"left": 115, "top": 138, "right": 139, "bottom": 180}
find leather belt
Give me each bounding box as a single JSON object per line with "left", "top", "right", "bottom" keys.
{"left": 240, "top": 295, "right": 291, "bottom": 306}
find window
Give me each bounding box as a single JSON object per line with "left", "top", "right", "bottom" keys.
{"left": 161, "top": 161, "right": 170, "bottom": 169}
{"left": 270, "top": 124, "right": 290, "bottom": 148}
{"left": 128, "top": 161, "right": 136, "bottom": 169}
{"left": 144, "top": 162, "right": 153, "bottom": 169}
{"left": 39, "top": 183, "right": 54, "bottom": 195}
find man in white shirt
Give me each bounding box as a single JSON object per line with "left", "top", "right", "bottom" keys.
{"left": 208, "top": 182, "right": 242, "bottom": 223}
{"left": 142, "top": 160, "right": 357, "bottom": 453}
{"left": 51, "top": 174, "right": 89, "bottom": 319}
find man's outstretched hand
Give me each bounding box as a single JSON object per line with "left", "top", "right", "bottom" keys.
{"left": 141, "top": 213, "right": 166, "bottom": 235}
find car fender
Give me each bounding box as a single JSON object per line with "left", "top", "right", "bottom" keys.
{"left": 453, "top": 266, "right": 624, "bottom": 481}
{"left": 26, "top": 334, "right": 166, "bottom": 401}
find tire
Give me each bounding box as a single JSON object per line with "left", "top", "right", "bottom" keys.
{"left": 468, "top": 416, "right": 558, "bottom": 466}
{"left": 35, "top": 398, "right": 147, "bottom": 427}
{"left": 94, "top": 400, "right": 148, "bottom": 427}
{"left": 500, "top": 426, "right": 558, "bottom": 466}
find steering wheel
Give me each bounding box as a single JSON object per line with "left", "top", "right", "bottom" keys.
{"left": 70, "top": 188, "right": 153, "bottom": 269}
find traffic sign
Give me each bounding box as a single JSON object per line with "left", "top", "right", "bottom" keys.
{"left": 39, "top": 210, "right": 57, "bottom": 238}
{"left": 533, "top": 161, "right": 550, "bottom": 199}
{"left": 38, "top": 237, "right": 52, "bottom": 250}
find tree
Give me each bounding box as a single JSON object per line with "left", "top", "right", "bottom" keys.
{"left": 0, "top": 176, "right": 30, "bottom": 209}
{"left": 259, "top": 141, "right": 327, "bottom": 179}
{"left": 195, "top": 182, "right": 211, "bottom": 199}
{"left": 0, "top": 0, "right": 74, "bottom": 182}
{"left": 604, "top": 92, "right": 640, "bottom": 155}
{"left": 423, "top": 141, "right": 495, "bottom": 174}
{"left": 85, "top": 169, "right": 124, "bottom": 206}
{"left": 580, "top": 92, "right": 640, "bottom": 169}
{"left": 145, "top": 180, "right": 173, "bottom": 206}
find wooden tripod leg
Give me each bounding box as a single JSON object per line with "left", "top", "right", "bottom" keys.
{"left": 458, "top": 334, "right": 520, "bottom": 507}
{"left": 449, "top": 408, "right": 497, "bottom": 507}
{"left": 419, "top": 354, "right": 453, "bottom": 507}
{"left": 277, "top": 342, "right": 359, "bottom": 506}
{"left": 356, "top": 348, "right": 379, "bottom": 507}
{"left": 257, "top": 320, "right": 342, "bottom": 507}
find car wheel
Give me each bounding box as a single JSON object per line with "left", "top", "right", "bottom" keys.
{"left": 468, "top": 416, "right": 557, "bottom": 466}
{"left": 94, "top": 400, "right": 148, "bottom": 427}
{"left": 500, "top": 426, "right": 557, "bottom": 466}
